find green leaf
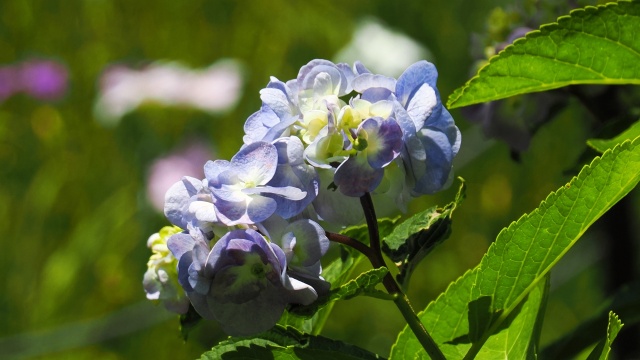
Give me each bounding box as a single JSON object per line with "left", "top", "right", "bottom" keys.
{"left": 586, "top": 312, "right": 624, "bottom": 360}
{"left": 447, "top": 1, "right": 640, "bottom": 108}
{"left": 202, "top": 325, "right": 383, "bottom": 360}
{"left": 287, "top": 267, "right": 390, "bottom": 319}
{"left": 588, "top": 119, "right": 640, "bottom": 152}
{"left": 475, "top": 274, "right": 549, "bottom": 359}
{"left": 390, "top": 137, "right": 640, "bottom": 359}
{"left": 278, "top": 218, "right": 399, "bottom": 334}
{"left": 382, "top": 178, "right": 465, "bottom": 290}
{"left": 329, "top": 267, "right": 390, "bottom": 301}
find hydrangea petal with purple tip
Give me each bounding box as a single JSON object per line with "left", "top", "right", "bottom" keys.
{"left": 360, "top": 117, "right": 403, "bottom": 169}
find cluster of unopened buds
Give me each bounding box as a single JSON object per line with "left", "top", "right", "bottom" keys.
{"left": 143, "top": 59, "right": 460, "bottom": 336}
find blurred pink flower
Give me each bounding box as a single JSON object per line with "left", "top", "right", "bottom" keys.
{"left": 20, "top": 60, "right": 69, "bottom": 100}
{"left": 0, "top": 58, "right": 68, "bottom": 102}
{"left": 146, "top": 141, "right": 214, "bottom": 212}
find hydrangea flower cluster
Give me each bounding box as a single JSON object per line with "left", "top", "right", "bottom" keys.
{"left": 144, "top": 59, "right": 460, "bottom": 336}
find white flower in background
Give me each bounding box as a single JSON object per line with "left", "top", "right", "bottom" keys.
{"left": 94, "top": 60, "right": 244, "bottom": 125}
{"left": 333, "top": 18, "right": 432, "bottom": 78}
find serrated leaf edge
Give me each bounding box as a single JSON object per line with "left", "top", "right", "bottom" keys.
{"left": 447, "top": 0, "right": 640, "bottom": 108}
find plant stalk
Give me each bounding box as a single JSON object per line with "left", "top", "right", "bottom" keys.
{"left": 359, "top": 193, "right": 446, "bottom": 360}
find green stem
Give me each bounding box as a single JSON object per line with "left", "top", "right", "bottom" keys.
{"left": 359, "top": 193, "right": 446, "bottom": 360}
{"left": 395, "top": 294, "right": 446, "bottom": 360}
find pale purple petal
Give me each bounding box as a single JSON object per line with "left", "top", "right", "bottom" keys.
{"left": 352, "top": 73, "right": 396, "bottom": 93}
{"left": 243, "top": 106, "right": 280, "bottom": 144}
{"left": 230, "top": 142, "right": 278, "bottom": 184}
{"left": 164, "top": 176, "right": 204, "bottom": 228}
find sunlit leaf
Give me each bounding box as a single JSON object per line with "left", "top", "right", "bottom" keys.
{"left": 447, "top": 1, "right": 640, "bottom": 108}
{"left": 202, "top": 325, "right": 383, "bottom": 359}
{"left": 390, "top": 137, "right": 640, "bottom": 359}
{"left": 588, "top": 119, "right": 640, "bottom": 153}
{"left": 585, "top": 312, "right": 623, "bottom": 360}
{"left": 475, "top": 274, "right": 549, "bottom": 359}
{"left": 382, "top": 178, "right": 465, "bottom": 290}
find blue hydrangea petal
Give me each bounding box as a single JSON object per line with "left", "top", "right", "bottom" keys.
{"left": 336, "top": 62, "right": 356, "bottom": 92}
{"left": 405, "top": 83, "right": 438, "bottom": 130}
{"left": 214, "top": 196, "right": 277, "bottom": 225}
{"left": 176, "top": 250, "right": 195, "bottom": 292}
{"left": 187, "top": 199, "right": 217, "bottom": 224}
{"left": 245, "top": 196, "right": 279, "bottom": 224}
{"left": 352, "top": 73, "right": 396, "bottom": 93}
{"left": 334, "top": 155, "right": 384, "bottom": 197}
{"left": 243, "top": 105, "right": 280, "bottom": 144}
{"left": 392, "top": 99, "right": 418, "bottom": 135}
{"left": 283, "top": 276, "right": 319, "bottom": 305}
{"left": 212, "top": 181, "right": 246, "bottom": 202}
{"left": 260, "top": 86, "right": 296, "bottom": 121}
{"left": 297, "top": 59, "right": 354, "bottom": 96}
{"left": 287, "top": 272, "right": 330, "bottom": 298}
{"left": 267, "top": 137, "right": 319, "bottom": 218}
{"left": 280, "top": 219, "right": 329, "bottom": 268}
{"left": 395, "top": 60, "right": 439, "bottom": 106}
{"left": 204, "top": 159, "right": 231, "bottom": 188}
{"left": 167, "top": 232, "right": 196, "bottom": 260}
{"left": 230, "top": 142, "right": 278, "bottom": 184}
{"left": 440, "top": 108, "right": 462, "bottom": 155}
{"left": 353, "top": 61, "right": 371, "bottom": 75}
{"left": 361, "top": 87, "right": 393, "bottom": 103}
{"left": 164, "top": 176, "right": 203, "bottom": 229}
{"left": 412, "top": 128, "right": 455, "bottom": 195}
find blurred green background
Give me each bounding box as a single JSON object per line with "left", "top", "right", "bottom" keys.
{"left": 1, "top": 0, "right": 638, "bottom": 359}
